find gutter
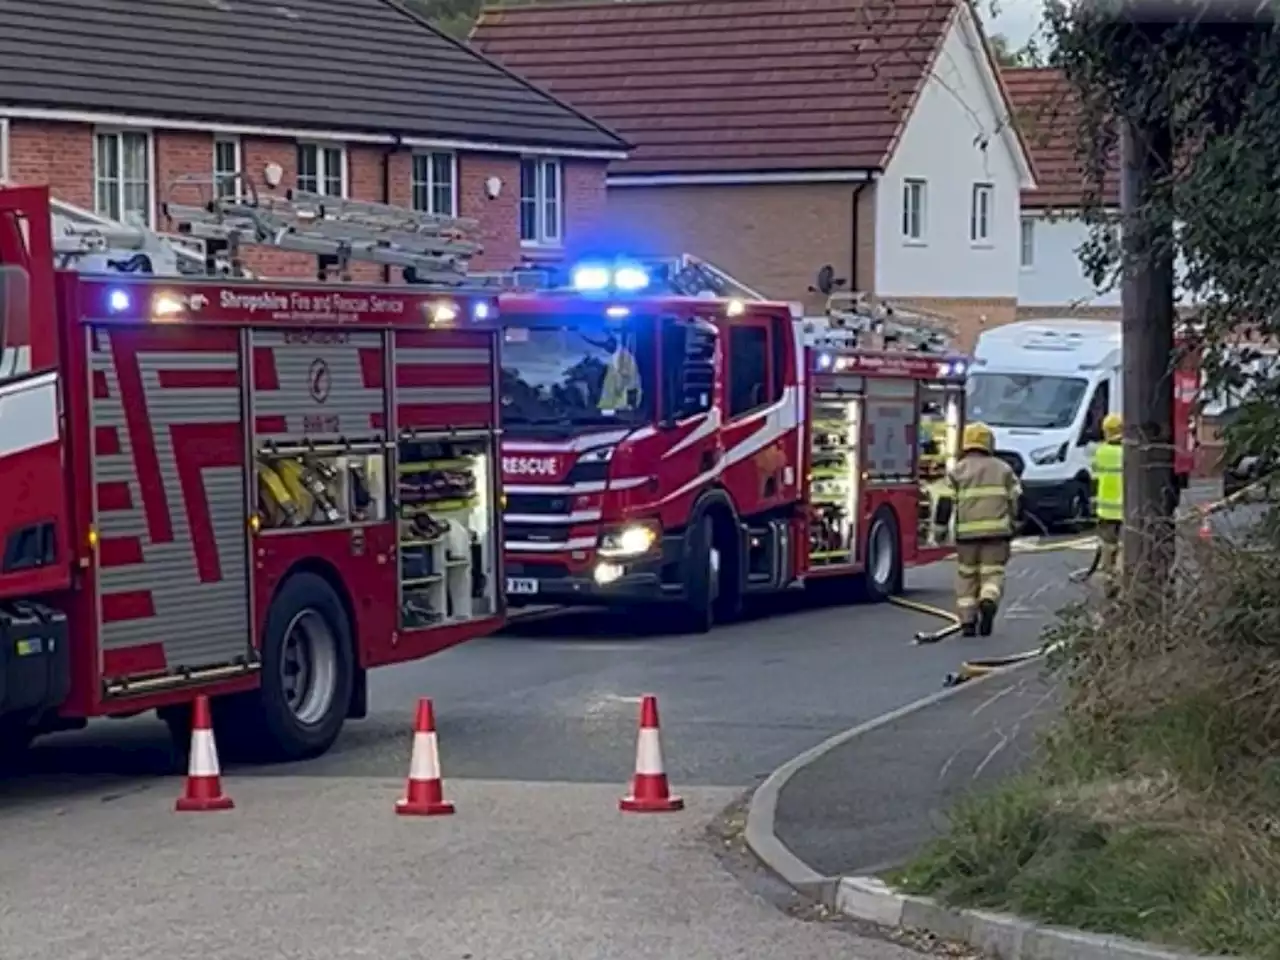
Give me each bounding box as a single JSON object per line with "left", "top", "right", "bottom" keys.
{"left": 380, "top": 133, "right": 403, "bottom": 284}
{"left": 849, "top": 182, "right": 869, "bottom": 293}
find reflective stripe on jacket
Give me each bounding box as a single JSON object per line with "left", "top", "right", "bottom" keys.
{"left": 1092, "top": 440, "right": 1123, "bottom": 521}
{"left": 947, "top": 452, "right": 1019, "bottom": 541}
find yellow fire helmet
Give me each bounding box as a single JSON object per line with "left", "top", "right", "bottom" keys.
{"left": 1102, "top": 412, "right": 1123, "bottom": 442}
{"left": 962, "top": 421, "right": 995, "bottom": 454}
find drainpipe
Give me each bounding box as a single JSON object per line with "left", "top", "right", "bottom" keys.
{"left": 849, "top": 181, "right": 869, "bottom": 294}
{"left": 380, "top": 134, "right": 403, "bottom": 284}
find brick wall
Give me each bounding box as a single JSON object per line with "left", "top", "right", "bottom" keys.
{"left": 605, "top": 182, "right": 857, "bottom": 316}
{"left": 5, "top": 120, "right": 607, "bottom": 281}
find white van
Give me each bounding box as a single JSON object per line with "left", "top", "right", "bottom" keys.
{"left": 967, "top": 320, "right": 1121, "bottom": 529}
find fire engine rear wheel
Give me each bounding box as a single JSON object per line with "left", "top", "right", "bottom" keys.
{"left": 251, "top": 572, "right": 355, "bottom": 762}
{"left": 860, "top": 507, "right": 902, "bottom": 603}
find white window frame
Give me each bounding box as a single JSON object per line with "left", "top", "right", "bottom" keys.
{"left": 970, "top": 183, "right": 994, "bottom": 246}
{"left": 410, "top": 150, "right": 457, "bottom": 217}
{"left": 213, "top": 135, "right": 242, "bottom": 200}
{"left": 1020, "top": 216, "right": 1036, "bottom": 269}
{"left": 93, "top": 128, "right": 155, "bottom": 227}
{"left": 295, "top": 141, "right": 348, "bottom": 198}
{"left": 901, "top": 178, "right": 927, "bottom": 244}
{"left": 0, "top": 117, "right": 9, "bottom": 182}
{"left": 520, "top": 156, "right": 563, "bottom": 248}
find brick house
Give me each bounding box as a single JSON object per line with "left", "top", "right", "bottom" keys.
{"left": 473, "top": 0, "right": 1036, "bottom": 350}
{"left": 0, "top": 0, "right": 628, "bottom": 280}
{"left": 1002, "top": 66, "right": 1124, "bottom": 319}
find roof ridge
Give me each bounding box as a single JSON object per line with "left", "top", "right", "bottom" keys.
{"left": 381, "top": 0, "right": 630, "bottom": 151}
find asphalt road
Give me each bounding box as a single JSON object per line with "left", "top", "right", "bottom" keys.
{"left": 0, "top": 539, "right": 1122, "bottom": 960}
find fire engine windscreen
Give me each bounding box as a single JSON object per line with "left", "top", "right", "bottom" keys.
{"left": 966, "top": 373, "right": 1088, "bottom": 430}
{"left": 501, "top": 322, "right": 655, "bottom": 428}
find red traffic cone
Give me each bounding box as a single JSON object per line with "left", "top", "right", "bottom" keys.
{"left": 620, "top": 694, "right": 684, "bottom": 813}
{"left": 396, "top": 698, "right": 455, "bottom": 816}
{"left": 175, "top": 695, "right": 234, "bottom": 812}
{"left": 1198, "top": 507, "right": 1212, "bottom": 540}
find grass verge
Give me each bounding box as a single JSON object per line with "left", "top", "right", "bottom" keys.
{"left": 890, "top": 523, "right": 1280, "bottom": 959}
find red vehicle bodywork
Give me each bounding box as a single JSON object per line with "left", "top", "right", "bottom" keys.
{"left": 496, "top": 289, "right": 967, "bottom": 616}
{"left": 0, "top": 185, "right": 504, "bottom": 734}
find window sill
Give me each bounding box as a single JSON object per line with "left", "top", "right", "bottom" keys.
{"left": 970, "top": 241, "right": 994, "bottom": 250}
{"left": 520, "top": 241, "right": 564, "bottom": 257}
{"left": 901, "top": 238, "right": 927, "bottom": 247}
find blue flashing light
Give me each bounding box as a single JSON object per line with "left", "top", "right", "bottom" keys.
{"left": 605, "top": 305, "right": 631, "bottom": 320}
{"left": 613, "top": 265, "right": 650, "bottom": 292}
{"left": 108, "top": 289, "right": 130, "bottom": 312}
{"left": 818, "top": 353, "right": 833, "bottom": 370}
{"left": 572, "top": 264, "right": 612, "bottom": 292}
{"left": 473, "top": 300, "right": 492, "bottom": 321}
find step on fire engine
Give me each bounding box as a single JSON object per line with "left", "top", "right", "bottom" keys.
{"left": 0, "top": 180, "right": 507, "bottom": 759}
{"left": 496, "top": 257, "right": 970, "bottom": 632}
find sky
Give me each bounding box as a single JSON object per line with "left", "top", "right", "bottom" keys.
{"left": 982, "top": 0, "right": 1044, "bottom": 47}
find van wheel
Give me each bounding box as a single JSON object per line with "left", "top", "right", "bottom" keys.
{"left": 1066, "top": 482, "right": 1092, "bottom": 530}
{"left": 244, "top": 572, "right": 354, "bottom": 762}
{"left": 858, "top": 507, "right": 902, "bottom": 602}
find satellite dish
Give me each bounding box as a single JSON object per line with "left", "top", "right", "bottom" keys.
{"left": 815, "top": 264, "right": 836, "bottom": 295}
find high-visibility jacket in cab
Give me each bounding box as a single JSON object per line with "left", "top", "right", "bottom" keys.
{"left": 947, "top": 453, "right": 1019, "bottom": 541}
{"left": 1092, "top": 441, "right": 1123, "bottom": 521}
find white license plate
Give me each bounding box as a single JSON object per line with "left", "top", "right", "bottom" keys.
{"left": 506, "top": 578, "right": 539, "bottom": 595}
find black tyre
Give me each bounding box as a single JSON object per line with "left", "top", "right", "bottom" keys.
{"left": 246, "top": 572, "right": 355, "bottom": 762}
{"left": 858, "top": 507, "right": 902, "bottom": 603}
{"left": 676, "top": 516, "right": 718, "bottom": 635}
{"left": 1065, "top": 481, "right": 1093, "bottom": 530}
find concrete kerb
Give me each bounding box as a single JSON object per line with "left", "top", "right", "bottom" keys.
{"left": 742, "top": 659, "right": 1229, "bottom": 960}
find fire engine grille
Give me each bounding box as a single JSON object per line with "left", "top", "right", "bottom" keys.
{"left": 504, "top": 522, "right": 576, "bottom": 545}
{"left": 504, "top": 561, "right": 570, "bottom": 580}
{"left": 505, "top": 492, "right": 571, "bottom": 516}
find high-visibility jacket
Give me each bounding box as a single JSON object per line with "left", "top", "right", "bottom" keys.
{"left": 947, "top": 452, "right": 1019, "bottom": 541}
{"left": 1092, "top": 440, "right": 1123, "bottom": 521}
{"left": 599, "top": 345, "right": 641, "bottom": 411}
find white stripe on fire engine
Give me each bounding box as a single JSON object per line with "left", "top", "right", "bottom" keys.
{"left": 506, "top": 482, "right": 606, "bottom": 495}
{"left": 660, "top": 409, "right": 722, "bottom": 459}
{"left": 505, "top": 537, "right": 598, "bottom": 553}
{"left": 505, "top": 510, "right": 602, "bottom": 524}
{"left": 0, "top": 370, "right": 59, "bottom": 459}
{"left": 657, "top": 386, "right": 801, "bottom": 508}
{"left": 504, "top": 429, "right": 631, "bottom": 453}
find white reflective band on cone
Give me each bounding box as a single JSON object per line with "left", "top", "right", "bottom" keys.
{"left": 408, "top": 732, "right": 442, "bottom": 780}
{"left": 189, "top": 729, "right": 221, "bottom": 777}
{"left": 634, "top": 727, "right": 665, "bottom": 776}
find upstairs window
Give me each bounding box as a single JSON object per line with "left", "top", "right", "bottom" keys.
{"left": 214, "top": 137, "right": 242, "bottom": 200}
{"left": 971, "top": 183, "right": 993, "bottom": 244}
{"left": 412, "top": 151, "right": 456, "bottom": 217}
{"left": 902, "top": 178, "right": 926, "bottom": 242}
{"left": 520, "top": 157, "right": 562, "bottom": 246}
{"left": 94, "top": 130, "right": 152, "bottom": 226}
{"left": 296, "top": 143, "right": 345, "bottom": 197}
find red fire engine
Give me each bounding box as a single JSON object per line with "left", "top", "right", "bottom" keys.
{"left": 496, "top": 257, "right": 969, "bottom": 632}
{"left": 0, "top": 184, "right": 505, "bottom": 759}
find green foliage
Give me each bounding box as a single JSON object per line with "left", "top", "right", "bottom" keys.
{"left": 1042, "top": 2, "right": 1280, "bottom": 460}
{"left": 894, "top": 530, "right": 1280, "bottom": 957}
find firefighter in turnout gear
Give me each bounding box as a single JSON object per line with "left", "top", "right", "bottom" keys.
{"left": 947, "top": 422, "right": 1020, "bottom": 636}
{"left": 1091, "top": 412, "right": 1124, "bottom": 593}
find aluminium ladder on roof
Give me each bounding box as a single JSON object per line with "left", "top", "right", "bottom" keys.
{"left": 804, "top": 291, "right": 959, "bottom": 354}
{"left": 161, "top": 175, "right": 486, "bottom": 284}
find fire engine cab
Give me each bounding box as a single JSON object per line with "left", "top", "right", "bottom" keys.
{"left": 0, "top": 183, "right": 505, "bottom": 760}
{"left": 497, "top": 257, "right": 969, "bottom": 632}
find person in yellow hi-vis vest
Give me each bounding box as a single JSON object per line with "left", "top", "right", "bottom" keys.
{"left": 1091, "top": 412, "right": 1124, "bottom": 594}
{"left": 947, "top": 422, "right": 1020, "bottom": 636}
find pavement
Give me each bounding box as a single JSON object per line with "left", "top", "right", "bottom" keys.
{"left": 0, "top": 539, "right": 1108, "bottom": 959}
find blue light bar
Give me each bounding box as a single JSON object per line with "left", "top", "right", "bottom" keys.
{"left": 570, "top": 260, "right": 650, "bottom": 293}
{"left": 108, "top": 289, "right": 131, "bottom": 312}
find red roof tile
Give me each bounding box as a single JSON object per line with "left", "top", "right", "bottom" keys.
{"left": 473, "top": 0, "right": 960, "bottom": 176}
{"left": 1002, "top": 66, "right": 1119, "bottom": 208}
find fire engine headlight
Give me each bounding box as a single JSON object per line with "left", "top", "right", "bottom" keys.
{"left": 597, "top": 522, "right": 659, "bottom": 559}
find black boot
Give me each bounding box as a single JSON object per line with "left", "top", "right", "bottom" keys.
{"left": 961, "top": 621, "right": 977, "bottom": 637}
{"left": 978, "top": 599, "right": 997, "bottom": 636}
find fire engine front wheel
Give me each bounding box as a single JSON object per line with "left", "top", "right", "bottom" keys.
{"left": 675, "top": 516, "right": 721, "bottom": 635}
{"left": 251, "top": 572, "right": 355, "bottom": 762}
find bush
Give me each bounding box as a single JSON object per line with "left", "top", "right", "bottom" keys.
{"left": 895, "top": 520, "right": 1280, "bottom": 959}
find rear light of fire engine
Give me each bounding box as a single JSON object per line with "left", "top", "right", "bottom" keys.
{"left": 597, "top": 521, "right": 660, "bottom": 560}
